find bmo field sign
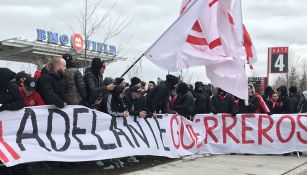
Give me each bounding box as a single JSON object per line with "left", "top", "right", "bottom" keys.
{"left": 268, "top": 47, "right": 289, "bottom": 74}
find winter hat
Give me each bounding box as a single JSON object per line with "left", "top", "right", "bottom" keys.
{"left": 289, "top": 86, "right": 297, "bottom": 94}
{"left": 112, "top": 85, "right": 125, "bottom": 101}
{"left": 130, "top": 77, "right": 141, "bottom": 87}
{"left": 91, "top": 58, "right": 105, "bottom": 75}
{"left": 0, "top": 68, "right": 16, "bottom": 85}
{"left": 24, "top": 77, "right": 37, "bottom": 92}
{"left": 115, "top": 77, "right": 125, "bottom": 85}
{"left": 166, "top": 74, "right": 179, "bottom": 90}
{"left": 264, "top": 86, "right": 274, "bottom": 96}
{"left": 103, "top": 77, "right": 114, "bottom": 86}
{"left": 128, "top": 86, "right": 143, "bottom": 94}
{"left": 63, "top": 53, "right": 75, "bottom": 68}
{"left": 177, "top": 82, "right": 189, "bottom": 95}
{"left": 277, "top": 85, "right": 288, "bottom": 97}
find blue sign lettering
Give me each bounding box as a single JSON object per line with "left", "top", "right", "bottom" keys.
{"left": 47, "top": 31, "right": 59, "bottom": 44}
{"left": 36, "top": 29, "right": 47, "bottom": 42}
{"left": 59, "top": 34, "right": 69, "bottom": 46}
{"left": 109, "top": 45, "right": 117, "bottom": 55}
{"left": 35, "top": 29, "right": 117, "bottom": 55}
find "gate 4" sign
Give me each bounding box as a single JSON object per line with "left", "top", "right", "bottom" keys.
{"left": 268, "top": 47, "right": 289, "bottom": 73}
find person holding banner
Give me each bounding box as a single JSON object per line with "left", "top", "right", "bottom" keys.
{"left": 209, "top": 88, "right": 234, "bottom": 115}
{"left": 173, "top": 82, "right": 195, "bottom": 120}
{"left": 124, "top": 86, "right": 147, "bottom": 118}
{"left": 0, "top": 68, "right": 28, "bottom": 175}
{"left": 146, "top": 74, "right": 179, "bottom": 117}
{"left": 0, "top": 68, "right": 24, "bottom": 112}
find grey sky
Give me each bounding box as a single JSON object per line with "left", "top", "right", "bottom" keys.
{"left": 0, "top": 0, "right": 307, "bottom": 85}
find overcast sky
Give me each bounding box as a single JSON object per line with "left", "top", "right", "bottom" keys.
{"left": 1, "top": 0, "right": 307, "bottom": 85}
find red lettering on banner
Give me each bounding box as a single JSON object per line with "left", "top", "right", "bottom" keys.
{"left": 222, "top": 114, "right": 239, "bottom": 144}
{"left": 258, "top": 115, "right": 274, "bottom": 145}
{"left": 241, "top": 114, "right": 255, "bottom": 144}
{"left": 170, "top": 115, "right": 180, "bottom": 149}
{"left": 180, "top": 118, "right": 195, "bottom": 150}
{"left": 0, "top": 121, "right": 20, "bottom": 163}
{"left": 192, "top": 118, "right": 203, "bottom": 149}
{"left": 276, "top": 115, "right": 295, "bottom": 143}
{"left": 297, "top": 115, "right": 307, "bottom": 144}
{"left": 204, "top": 117, "right": 218, "bottom": 144}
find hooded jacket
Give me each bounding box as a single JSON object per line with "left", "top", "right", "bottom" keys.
{"left": 104, "top": 86, "right": 127, "bottom": 117}
{"left": 174, "top": 82, "right": 195, "bottom": 117}
{"left": 209, "top": 88, "right": 234, "bottom": 114}
{"left": 0, "top": 68, "right": 24, "bottom": 111}
{"left": 84, "top": 67, "right": 106, "bottom": 106}
{"left": 193, "top": 82, "right": 210, "bottom": 114}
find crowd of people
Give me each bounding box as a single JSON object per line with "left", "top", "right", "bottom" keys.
{"left": 1, "top": 54, "right": 307, "bottom": 174}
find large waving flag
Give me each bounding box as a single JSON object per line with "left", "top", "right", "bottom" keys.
{"left": 145, "top": 0, "right": 256, "bottom": 103}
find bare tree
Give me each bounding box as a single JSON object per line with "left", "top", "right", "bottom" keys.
{"left": 72, "top": 0, "right": 133, "bottom": 69}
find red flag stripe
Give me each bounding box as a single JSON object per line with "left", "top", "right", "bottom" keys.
{"left": 209, "top": 38, "right": 222, "bottom": 49}
{"left": 0, "top": 121, "right": 20, "bottom": 160}
{"left": 209, "top": 0, "right": 219, "bottom": 7}
{"left": 243, "top": 25, "right": 253, "bottom": 59}
{"left": 180, "top": 0, "right": 192, "bottom": 14}
{"left": 186, "top": 35, "right": 208, "bottom": 45}
{"left": 192, "top": 21, "right": 203, "bottom": 32}
{"left": 228, "top": 13, "right": 234, "bottom": 25}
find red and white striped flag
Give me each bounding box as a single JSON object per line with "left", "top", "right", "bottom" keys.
{"left": 145, "top": 0, "right": 256, "bottom": 102}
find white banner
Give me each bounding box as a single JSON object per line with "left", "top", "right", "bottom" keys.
{"left": 0, "top": 105, "right": 306, "bottom": 166}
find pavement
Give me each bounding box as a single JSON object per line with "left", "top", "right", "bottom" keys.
{"left": 123, "top": 154, "right": 307, "bottom": 175}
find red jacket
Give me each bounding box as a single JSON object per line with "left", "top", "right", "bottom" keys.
{"left": 19, "top": 87, "right": 45, "bottom": 107}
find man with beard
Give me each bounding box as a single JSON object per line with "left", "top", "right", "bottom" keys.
{"left": 37, "top": 57, "right": 67, "bottom": 108}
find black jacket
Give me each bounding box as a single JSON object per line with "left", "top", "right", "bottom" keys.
{"left": 289, "top": 92, "right": 301, "bottom": 113}
{"left": 146, "top": 81, "right": 170, "bottom": 113}
{"left": 193, "top": 90, "right": 210, "bottom": 114}
{"left": 37, "top": 72, "right": 66, "bottom": 108}
{"left": 276, "top": 86, "right": 293, "bottom": 114}
{"left": 124, "top": 94, "right": 147, "bottom": 117}
{"left": 174, "top": 83, "right": 195, "bottom": 117}
{"left": 84, "top": 67, "right": 107, "bottom": 106}
{"left": 210, "top": 94, "right": 234, "bottom": 114}
{"left": 245, "top": 95, "right": 260, "bottom": 113}
{"left": 233, "top": 97, "right": 246, "bottom": 114}
{"left": 0, "top": 82, "right": 24, "bottom": 111}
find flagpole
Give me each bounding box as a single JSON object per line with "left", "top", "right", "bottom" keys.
{"left": 121, "top": 54, "right": 144, "bottom": 77}
{"left": 120, "top": 0, "right": 200, "bottom": 78}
